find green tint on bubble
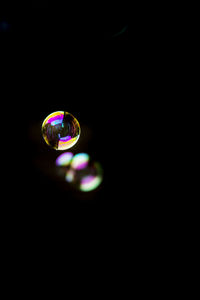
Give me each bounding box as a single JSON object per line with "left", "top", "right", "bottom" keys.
{"left": 65, "top": 153, "right": 103, "bottom": 192}
{"left": 42, "top": 111, "right": 80, "bottom": 150}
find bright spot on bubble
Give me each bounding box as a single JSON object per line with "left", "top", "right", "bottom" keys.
{"left": 55, "top": 152, "right": 74, "bottom": 166}
{"left": 80, "top": 174, "right": 103, "bottom": 192}
{"left": 65, "top": 153, "right": 103, "bottom": 192}
{"left": 41, "top": 111, "right": 80, "bottom": 150}
{"left": 70, "top": 153, "right": 90, "bottom": 170}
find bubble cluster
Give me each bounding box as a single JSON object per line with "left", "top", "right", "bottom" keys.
{"left": 55, "top": 152, "right": 103, "bottom": 192}
{"left": 41, "top": 110, "right": 102, "bottom": 193}
{"left": 42, "top": 111, "right": 80, "bottom": 150}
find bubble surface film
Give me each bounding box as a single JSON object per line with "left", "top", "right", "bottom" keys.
{"left": 42, "top": 111, "right": 80, "bottom": 150}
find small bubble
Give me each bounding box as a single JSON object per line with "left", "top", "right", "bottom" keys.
{"left": 55, "top": 152, "right": 74, "bottom": 166}
{"left": 41, "top": 111, "right": 80, "bottom": 150}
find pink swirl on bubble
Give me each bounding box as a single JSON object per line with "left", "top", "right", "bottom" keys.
{"left": 45, "top": 112, "right": 64, "bottom": 125}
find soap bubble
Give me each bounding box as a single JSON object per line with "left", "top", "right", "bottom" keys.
{"left": 55, "top": 151, "right": 74, "bottom": 179}
{"left": 65, "top": 153, "right": 103, "bottom": 192}
{"left": 55, "top": 152, "right": 74, "bottom": 167}
{"left": 70, "top": 153, "right": 90, "bottom": 170}
{"left": 41, "top": 111, "right": 80, "bottom": 150}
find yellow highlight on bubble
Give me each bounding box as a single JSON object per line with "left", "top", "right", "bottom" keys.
{"left": 41, "top": 111, "right": 80, "bottom": 150}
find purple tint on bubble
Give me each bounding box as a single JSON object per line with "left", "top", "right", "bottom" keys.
{"left": 81, "top": 175, "right": 94, "bottom": 184}
{"left": 59, "top": 136, "right": 71, "bottom": 142}
{"left": 46, "top": 113, "right": 63, "bottom": 125}
{"left": 75, "top": 162, "right": 89, "bottom": 170}
{"left": 55, "top": 152, "right": 74, "bottom": 167}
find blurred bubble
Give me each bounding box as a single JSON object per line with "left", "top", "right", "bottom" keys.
{"left": 65, "top": 153, "right": 103, "bottom": 192}
{"left": 41, "top": 111, "right": 80, "bottom": 150}
{"left": 70, "top": 153, "right": 90, "bottom": 170}
{"left": 55, "top": 152, "right": 74, "bottom": 167}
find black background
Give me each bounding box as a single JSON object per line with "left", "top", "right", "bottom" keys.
{"left": 0, "top": 2, "right": 169, "bottom": 235}
{"left": 0, "top": 3, "right": 184, "bottom": 291}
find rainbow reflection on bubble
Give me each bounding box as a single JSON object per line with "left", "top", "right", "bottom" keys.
{"left": 65, "top": 153, "right": 103, "bottom": 192}
{"left": 41, "top": 111, "right": 80, "bottom": 150}
{"left": 70, "top": 153, "right": 90, "bottom": 170}
{"left": 55, "top": 152, "right": 74, "bottom": 167}
{"left": 79, "top": 170, "right": 103, "bottom": 192}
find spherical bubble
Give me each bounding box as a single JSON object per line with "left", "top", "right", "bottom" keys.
{"left": 65, "top": 153, "right": 103, "bottom": 192}
{"left": 41, "top": 111, "right": 80, "bottom": 150}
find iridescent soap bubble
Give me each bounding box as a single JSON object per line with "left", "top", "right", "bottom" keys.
{"left": 55, "top": 151, "right": 74, "bottom": 178}
{"left": 65, "top": 153, "right": 103, "bottom": 192}
{"left": 55, "top": 152, "right": 74, "bottom": 167}
{"left": 42, "top": 111, "right": 80, "bottom": 150}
